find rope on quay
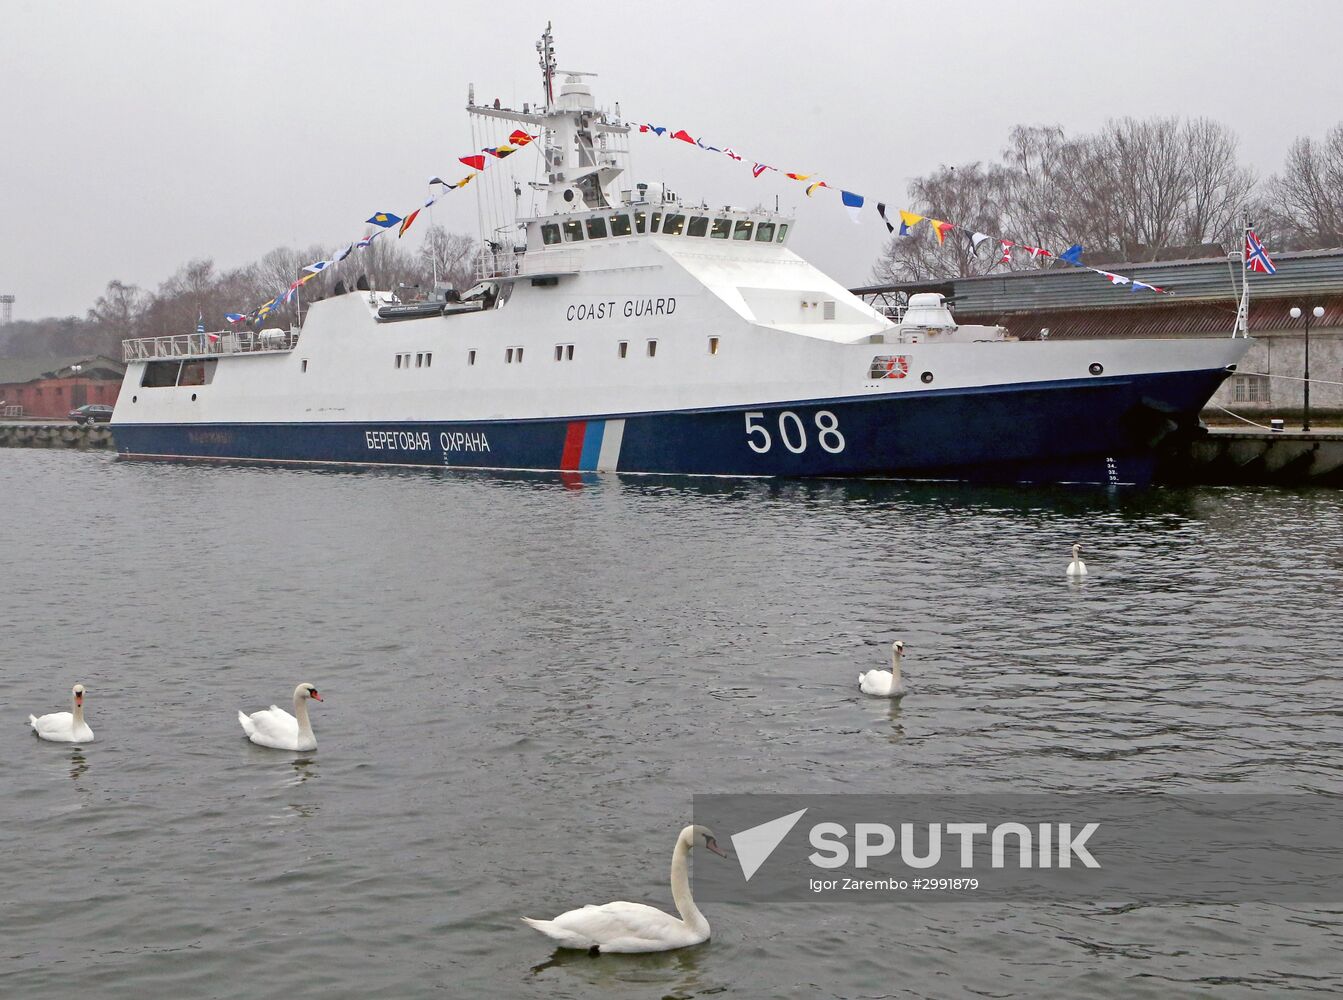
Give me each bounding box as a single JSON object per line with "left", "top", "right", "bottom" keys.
{"left": 1211, "top": 406, "right": 1275, "bottom": 430}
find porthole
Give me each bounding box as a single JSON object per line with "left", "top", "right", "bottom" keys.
{"left": 132, "top": 395, "right": 137, "bottom": 403}
{"left": 920, "top": 371, "right": 934, "bottom": 384}
{"left": 191, "top": 393, "right": 197, "bottom": 401}
{"left": 1089, "top": 363, "right": 1104, "bottom": 376}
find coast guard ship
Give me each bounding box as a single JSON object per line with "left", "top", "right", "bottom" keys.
{"left": 111, "top": 28, "right": 1249, "bottom": 485}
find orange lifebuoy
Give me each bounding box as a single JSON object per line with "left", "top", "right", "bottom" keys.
{"left": 884, "top": 356, "right": 909, "bottom": 379}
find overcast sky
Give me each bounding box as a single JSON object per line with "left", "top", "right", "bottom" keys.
{"left": 3, "top": 0, "right": 1341, "bottom": 321}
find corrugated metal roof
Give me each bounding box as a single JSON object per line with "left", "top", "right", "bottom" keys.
{"left": 0, "top": 355, "right": 124, "bottom": 385}
{"left": 854, "top": 248, "right": 1343, "bottom": 314}
{"left": 957, "top": 294, "right": 1343, "bottom": 341}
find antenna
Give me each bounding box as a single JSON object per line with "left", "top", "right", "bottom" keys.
{"left": 536, "top": 22, "right": 556, "bottom": 109}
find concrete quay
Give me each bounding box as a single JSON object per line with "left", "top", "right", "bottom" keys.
{"left": 1156, "top": 427, "right": 1343, "bottom": 487}
{"left": 0, "top": 421, "right": 113, "bottom": 449}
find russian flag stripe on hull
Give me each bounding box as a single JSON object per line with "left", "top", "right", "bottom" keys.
{"left": 578, "top": 420, "right": 606, "bottom": 471}
{"left": 560, "top": 421, "right": 586, "bottom": 470}
{"left": 596, "top": 419, "right": 625, "bottom": 471}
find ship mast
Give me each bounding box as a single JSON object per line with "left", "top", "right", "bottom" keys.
{"left": 537, "top": 21, "right": 556, "bottom": 110}
{"left": 467, "top": 25, "right": 630, "bottom": 218}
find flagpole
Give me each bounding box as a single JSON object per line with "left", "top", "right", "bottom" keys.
{"left": 1234, "top": 216, "right": 1250, "bottom": 338}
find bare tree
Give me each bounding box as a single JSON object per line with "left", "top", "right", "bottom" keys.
{"left": 1181, "top": 118, "right": 1255, "bottom": 247}
{"left": 873, "top": 114, "right": 1259, "bottom": 281}
{"left": 872, "top": 163, "right": 1012, "bottom": 282}
{"left": 1266, "top": 122, "right": 1343, "bottom": 249}
{"left": 418, "top": 226, "right": 479, "bottom": 291}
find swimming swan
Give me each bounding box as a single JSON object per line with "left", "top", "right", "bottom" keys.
{"left": 29, "top": 683, "right": 94, "bottom": 743}
{"left": 522, "top": 824, "right": 729, "bottom": 953}
{"left": 1067, "top": 543, "right": 1088, "bottom": 578}
{"left": 859, "top": 641, "right": 906, "bottom": 698}
{"left": 237, "top": 683, "right": 323, "bottom": 751}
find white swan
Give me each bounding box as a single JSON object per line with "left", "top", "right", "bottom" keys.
{"left": 859, "top": 641, "right": 906, "bottom": 698}
{"left": 29, "top": 683, "right": 95, "bottom": 743}
{"left": 522, "top": 824, "right": 729, "bottom": 954}
{"left": 1067, "top": 543, "right": 1088, "bottom": 578}
{"left": 237, "top": 683, "right": 323, "bottom": 751}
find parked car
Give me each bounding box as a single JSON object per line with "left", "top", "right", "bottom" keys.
{"left": 69, "top": 404, "right": 114, "bottom": 424}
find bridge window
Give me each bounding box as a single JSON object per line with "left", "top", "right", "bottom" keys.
{"left": 755, "top": 222, "right": 776, "bottom": 242}
{"left": 586, "top": 216, "right": 609, "bottom": 239}
{"left": 663, "top": 213, "right": 686, "bottom": 236}
{"left": 777, "top": 223, "right": 790, "bottom": 244}
{"left": 650, "top": 211, "right": 662, "bottom": 233}
{"left": 562, "top": 219, "right": 585, "bottom": 242}
{"left": 687, "top": 216, "right": 709, "bottom": 238}
{"left": 710, "top": 218, "right": 731, "bottom": 239}
{"left": 609, "top": 213, "right": 632, "bottom": 237}
{"left": 733, "top": 221, "right": 754, "bottom": 241}
{"left": 633, "top": 211, "right": 646, "bottom": 233}
{"left": 541, "top": 223, "right": 561, "bottom": 246}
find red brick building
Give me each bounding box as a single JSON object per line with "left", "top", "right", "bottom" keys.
{"left": 0, "top": 356, "right": 125, "bottom": 419}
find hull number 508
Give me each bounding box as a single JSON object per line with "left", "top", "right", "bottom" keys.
{"left": 744, "top": 410, "right": 846, "bottom": 454}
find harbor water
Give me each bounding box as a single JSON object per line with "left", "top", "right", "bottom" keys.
{"left": 2, "top": 450, "right": 1341, "bottom": 998}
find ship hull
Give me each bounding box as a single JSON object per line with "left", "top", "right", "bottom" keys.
{"left": 111, "top": 366, "right": 1229, "bottom": 486}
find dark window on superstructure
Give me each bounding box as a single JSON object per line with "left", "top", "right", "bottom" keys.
{"left": 541, "top": 223, "right": 561, "bottom": 246}
{"left": 710, "top": 218, "right": 731, "bottom": 239}
{"left": 687, "top": 216, "right": 709, "bottom": 237}
{"left": 395, "top": 355, "right": 401, "bottom": 368}
{"left": 633, "top": 211, "right": 647, "bottom": 233}
{"left": 506, "top": 348, "right": 514, "bottom": 363}
{"left": 416, "top": 353, "right": 424, "bottom": 368}
{"left": 733, "top": 221, "right": 754, "bottom": 241}
{"left": 586, "top": 217, "right": 609, "bottom": 240}
{"left": 562, "top": 219, "right": 585, "bottom": 242}
{"left": 647, "top": 339, "right": 658, "bottom": 358}
{"left": 777, "top": 223, "right": 789, "bottom": 243}
{"left": 755, "top": 222, "right": 776, "bottom": 242}
{"left": 517, "top": 347, "right": 524, "bottom": 363}
{"left": 554, "top": 344, "right": 563, "bottom": 361}
{"left": 709, "top": 336, "right": 720, "bottom": 355}
{"left": 663, "top": 213, "right": 686, "bottom": 236}
{"left": 566, "top": 344, "right": 574, "bottom": 361}
{"left": 425, "top": 352, "right": 432, "bottom": 367}
{"left": 141, "top": 360, "right": 181, "bottom": 387}
{"left": 468, "top": 349, "right": 477, "bottom": 366}
{"left": 609, "top": 214, "right": 632, "bottom": 237}
{"left": 650, "top": 211, "right": 662, "bottom": 233}
{"left": 301, "top": 359, "right": 308, "bottom": 372}
{"left": 618, "top": 341, "right": 629, "bottom": 359}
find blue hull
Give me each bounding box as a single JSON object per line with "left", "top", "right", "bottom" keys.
{"left": 111, "top": 369, "right": 1229, "bottom": 486}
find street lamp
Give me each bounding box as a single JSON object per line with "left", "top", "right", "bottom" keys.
{"left": 1289, "top": 306, "right": 1325, "bottom": 432}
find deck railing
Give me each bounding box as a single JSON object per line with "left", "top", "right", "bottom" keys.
{"left": 475, "top": 248, "right": 580, "bottom": 281}
{"left": 122, "top": 330, "right": 300, "bottom": 362}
